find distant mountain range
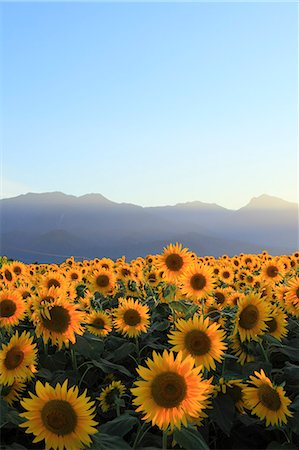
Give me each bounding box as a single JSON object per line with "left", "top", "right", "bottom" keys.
{"left": 0, "top": 192, "right": 298, "bottom": 263}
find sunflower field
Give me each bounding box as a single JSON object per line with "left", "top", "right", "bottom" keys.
{"left": 1, "top": 245, "right": 299, "bottom": 450}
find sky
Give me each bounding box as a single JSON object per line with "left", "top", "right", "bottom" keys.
{"left": 1, "top": 1, "right": 298, "bottom": 209}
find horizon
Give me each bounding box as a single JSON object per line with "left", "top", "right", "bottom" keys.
{"left": 1, "top": 190, "right": 298, "bottom": 210}
{"left": 1, "top": 2, "right": 298, "bottom": 209}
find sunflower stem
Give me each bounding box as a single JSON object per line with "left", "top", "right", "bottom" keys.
{"left": 162, "top": 430, "right": 168, "bottom": 450}
{"left": 259, "top": 339, "right": 269, "bottom": 363}
{"left": 135, "top": 336, "right": 140, "bottom": 363}
{"left": 43, "top": 340, "right": 48, "bottom": 357}
{"left": 71, "top": 348, "right": 77, "bottom": 371}
{"left": 132, "top": 421, "right": 150, "bottom": 449}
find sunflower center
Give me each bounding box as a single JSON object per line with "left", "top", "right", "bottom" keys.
{"left": 228, "top": 385, "right": 242, "bottom": 403}
{"left": 184, "top": 329, "right": 211, "bottom": 355}
{"left": 4, "top": 346, "right": 24, "bottom": 370}
{"left": 215, "top": 292, "right": 225, "bottom": 304}
{"left": 92, "top": 318, "right": 105, "bottom": 329}
{"left": 121, "top": 268, "right": 130, "bottom": 277}
{"left": 123, "top": 309, "right": 141, "bottom": 326}
{"left": 296, "top": 288, "right": 299, "bottom": 299}
{"left": 47, "top": 279, "right": 61, "bottom": 288}
{"left": 239, "top": 304, "right": 259, "bottom": 330}
{"left": 266, "top": 266, "right": 278, "bottom": 278}
{"left": 0, "top": 299, "right": 17, "bottom": 318}
{"left": 190, "top": 274, "right": 206, "bottom": 290}
{"left": 41, "top": 400, "right": 77, "bottom": 435}
{"left": 42, "top": 306, "right": 71, "bottom": 333}
{"left": 96, "top": 275, "right": 110, "bottom": 288}
{"left": 13, "top": 266, "right": 22, "bottom": 275}
{"left": 258, "top": 384, "right": 281, "bottom": 411}
{"left": 151, "top": 371, "right": 187, "bottom": 408}
{"left": 4, "top": 270, "right": 13, "bottom": 282}
{"left": 165, "top": 254, "right": 183, "bottom": 272}
{"left": 148, "top": 273, "right": 156, "bottom": 283}
{"left": 266, "top": 318, "right": 277, "bottom": 333}
{"left": 71, "top": 273, "right": 79, "bottom": 280}
{"left": 222, "top": 271, "right": 230, "bottom": 279}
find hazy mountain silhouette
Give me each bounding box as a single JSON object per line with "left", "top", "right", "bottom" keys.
{"left": 0, "top": 192, "right": 298, "bottom": 263}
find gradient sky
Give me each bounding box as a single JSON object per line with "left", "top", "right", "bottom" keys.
{"left": 1, "top": 1, "right": 298, "bottom": 209}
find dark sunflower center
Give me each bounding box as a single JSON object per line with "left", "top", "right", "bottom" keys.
{"left": 0, "top": 299, "right": 17, "bottom": 318}
{"left": 102, "top": 264, "right": 109, "bottom": 269}
{"left": 92, "top": 318, "right": 105, "bottom": 329}
{"left": 296, "top": 288, "right": 299, "bottom": 299}
{"left": 121, "top": 268, "right": 130, "bottom": 277}
{"left": 105, "top": 388, "right": 120, "bottom": 406}
{"left": 13, "top": 267, "right": 22, "bottom": 275}
{"left": 215, "top": 292, "right": 225, "bottom": 304}
{"left": 151, "top": 371, "right": 187, "bottom": 408}
{"left": 245, "top": 258, "right": 252, "bottom": 264}
{"left": 247, "top": 276, "right": 253, "bottom": 283}
{"left": 239, "top": 304, "right": 259, "bottom": 330}
{"left": 5, "top": 346, "right": 24, "bottom": 370}
{"left": 41, "top": 296, "right": 54, "bottom": 304}
{"left": 22, "top": 291, "right": 31, "bottom": 299}
{"left": 165, "top": 254, "right": 183, "bottom": 272}
{"left": 71, "top": 273, "right": 79, "bottom": 280}
{"left": 123, "top": 309, "right": 141, "bottom": 326}
{"left": 42, "top": 306, "right": 71, "bottom": 332}
{"left": 96, "top": 274, "right": 110, "bottom": 288}
{"left": 266, "top": 266, "right": 278, "bottom": 278}
{"left": 148, "top": 273, "right": 156, "bottom": 283}
{"left": 41, "top": 400, "right": 77, "bottom": 435}
{"left": 190, "top": 274, "right": 206, "bottom": 290}
{"left": 223, "top": 271, "right": 230, "bottom": 279}
{"left": 184, "top": 329, "right": 211, "bottom": 355}
{"left": 47, "top": 279, "right": 61, "bottom": 288}
{"left": 266, "top": 318, "right": 278, "bottom": 333}
{"left": 258, "top": 384, "right": 281, "bottom": 411}
{"left": 228, "top": 385, "right": 243, "bottom": 403}
{"left": 4, "top": 270, "right": 13, "bottom": 282}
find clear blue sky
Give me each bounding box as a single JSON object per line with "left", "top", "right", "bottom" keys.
{"left": 1, "top": 1, "right": 298, "bottom": 209}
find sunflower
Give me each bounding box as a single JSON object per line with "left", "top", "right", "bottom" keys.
{"left": 216, "top": 378, "right": 246, "bottom": 413}
{"left": 156, "top": 243, "right": 192, "bottom": 283}
{"left": 2, "top": 379, "right": 26, "bottom": 406}
{"left": 261, "top": 259, "right": 284, "bottom": 285}
{"left": 168, "top": 315, "right": 227, "bottom": 371}
{"left": 40, "top": 271, "right": 67, "bottom": 291}
{"left": 265, "top": 306, "right": 288, "bottom": 341}
{"left": 212, "top": 287, "right": 233, "bottom": 307}
{"left": 33, "top": 297, "right": 85, "bottom": 349}
{"left": 19, "top": 379, "right": 98, "bottom": 450}
{"left": 113, "top": 297, "right": 150, "bottom": 338}
{"left": 284, "top": 276, "right": 299, "bottom": 316}
{"left": 178, "top": 263, "right": 215, "bottom": 302}
{"left": 131, "top": 350, "right": 212, "bottom": 431}
{"left": 234, "top": 293, "right": 271, "bottom": 342}
{"left": 0, "top": 331, "right": 37, "bottom": 385}
{"left": 85, "top": 311, "right": 112, "bottom": 337}
{"left": 243, "top": 370, "right": 292, "bottom": 426}
{"left": 230, "top": 333, "right": 255, "bottom": 365}
{"left": 0, "top": 288, "right": 26, "bottom": 330}
{"left": 98, "top": 380, "right": 126, "bottom": 412}
{"left": 218, "top": 265, "right": 234, "bottom": 284}
{"left": 9, "top": 261, "right": 27, "bottom": 278}
{"left": 87, "top": 268, "right": 116, "bottom": 296}
{"left": 0, "top": 264, "right": 16, "bottom": 285}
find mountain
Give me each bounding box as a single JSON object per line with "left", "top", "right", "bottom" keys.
{"left": 0, "top": 192, "right": 298, "bottom": 263}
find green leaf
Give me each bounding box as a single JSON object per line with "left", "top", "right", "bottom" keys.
{"left": 107, "top": 342, "right": 136, "bottom": 362}
{"left": 174, "top": 426, "right": 210, "bottom": 450}
{"left": 267, "top": 442, "right": 298, "bottom": 449}
{"left": 90, "top": 432, "right": 132, "bottom": 450}
{"left": 91, "top": 358, "right": 133, "bottom": 377}
{"left": 210, "top": 394, "right": 235, "bottom": 436}
{"left": 290, "top": 395, "right": 299, "bottom": 411}
{"left": 100, "top": 413, "right": 139, "bottom": 437}
{"left": 73, "top": 334, "right": 104, "bottom": 361}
